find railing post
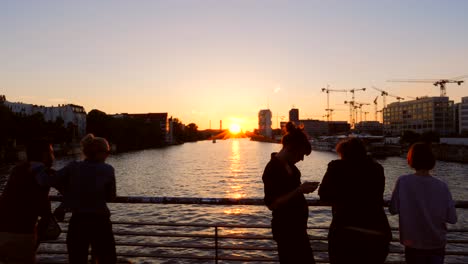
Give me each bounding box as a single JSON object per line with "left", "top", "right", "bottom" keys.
{"left": 215, "top": 226, "right": 219, "bottom": 264}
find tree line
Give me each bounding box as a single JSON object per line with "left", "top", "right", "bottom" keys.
{"left": 0, "top": 104, "right": 208, "bottom": 162}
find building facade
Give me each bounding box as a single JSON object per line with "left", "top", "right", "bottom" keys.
{"left": 289, "top": 108, "right": 299, "bottom": 123}
{"left": 383, "top": 97, "right": 455, "bottom": 136}
{"left": 1, "top": 96, "right": 87, "bottom": 137}
{"left": 355, "top": 121, "right": 383, "bottom": 135}
{"left": 459, "top": 96, "right": 468, "bottom": 135}
{"left": 258, "top": 109, "right": 272, "bottom": 138}
{"left": 124, "top": 113, "right": 173, "bottom": 144}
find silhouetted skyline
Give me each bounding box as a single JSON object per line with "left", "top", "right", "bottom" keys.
{"left": 1, "top": 1, "right": 467, "bottom": 131}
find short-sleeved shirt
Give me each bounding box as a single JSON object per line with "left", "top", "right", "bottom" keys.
{"left": 262, "top": 153, "right": 308, "bottom": 230}
{"left": 390, "top": 174, "right": 457, "bottom": 249}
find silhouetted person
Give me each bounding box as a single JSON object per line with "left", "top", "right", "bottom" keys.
{"left": 51, "top": 134, "right": 116, "bottom": 264}
{"left": 390, "top": 142, "right": 457, "bottom": 264}
{"left": 0, "top": 139, "right": 55, "bottom": 263}
{"left": 318, "top": 137, "right": 391, "bottom": 264}
{"left": 262, "top": 122, "right": 319, "bottom": 264}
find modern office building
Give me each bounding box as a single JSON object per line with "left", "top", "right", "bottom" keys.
{"left": 459, "top": 96, "right": 468, "bottom": 135}
{"left": 383, "top": 96, "right": 455, "bottom": 136}
{"left": 258, "top": 109, "right": 273, "bottom": 138}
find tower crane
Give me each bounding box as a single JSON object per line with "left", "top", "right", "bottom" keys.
{"left": 321, "top": 85, "right": 347, "bottom": 122}
{"left": 373, "top": 96, "right": 379, "bottom": 122}
{"left": 363, "top": 111, "right": 369, "bottom": 121}
{"left": 372, "top": 86, "right": 404, "bottom": 108}
{"left": 355, "top": 102, "right": 371, "bottom": 124}
{"left": 344, "top": 100, "right": 356, "bottom": 128}
{"left": 348, "top": 88, "right": 366, "bottom": 101}
{"left": 325, "top": 108, "right": 335, "bottom": 121}
{"left": 387, "top": 75, "right": 467, "bottom": 97}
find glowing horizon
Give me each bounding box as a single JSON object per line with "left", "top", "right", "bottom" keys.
{"left": 2, "top": 1, "right": 468, "bottom": 132}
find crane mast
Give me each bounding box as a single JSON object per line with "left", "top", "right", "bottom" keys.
{"left": 321, "top": 85, "right": 347, "bottom": 122}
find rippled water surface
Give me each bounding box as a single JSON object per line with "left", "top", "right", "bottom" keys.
{"left": 2, "top": 138, "right": 467, "bottom": 263}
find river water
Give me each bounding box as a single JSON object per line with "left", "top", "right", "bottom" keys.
{"left": 1, "top": 138, "right": 467, "bottom": 263}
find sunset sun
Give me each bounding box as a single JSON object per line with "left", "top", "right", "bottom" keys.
{"left": 229, "top": 124, "right": 241, "bottom": 134}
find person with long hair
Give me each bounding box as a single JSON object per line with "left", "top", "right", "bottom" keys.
{"left": 0, "top": 139, "right": 55, "bottom": 263}
{"left": 318, "top": 137, "right": 391, "bottom": 264}
{"left": 390, "top": 142, "right": 457, "bottom": 264}
{"left": 52, "top": 134, "right": 116, "bottom": 264}
{"left": 262, "top": 122, "right": 319, "bottom": 264}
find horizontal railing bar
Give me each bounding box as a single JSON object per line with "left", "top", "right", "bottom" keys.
{"left": 37, "top": 247, "right": 468, "bottom": 261}
{"left": 48, "top": 195, "right": 468, "bottom": 208}
{"left": 110, "top": 221, "right": 468, "bottom": 233}
{"left": 41, "top": 196, "right": 468, "bottom": 263}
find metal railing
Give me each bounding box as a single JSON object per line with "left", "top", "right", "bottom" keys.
{"left": 36, "top": 196, "right": 468, "bottom": 264}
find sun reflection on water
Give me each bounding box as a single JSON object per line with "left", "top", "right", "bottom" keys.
{"left": 225, "top": 140, "right": 247, "bottom": 213}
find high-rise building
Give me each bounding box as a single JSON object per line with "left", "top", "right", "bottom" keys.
{"left": 459, "top": 96, "right": 468, "bottom": 135}
{"left": 289, "top": 108, "right": 299, "bottom": 123}
{"left": 258, "top": 109, "right": 272, "bottom": 138}
{"left": 383, "top": 96, "right": 455, "bottom": 136}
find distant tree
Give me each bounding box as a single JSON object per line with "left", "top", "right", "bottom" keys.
{"left": 87, "top": 109, "right": 112, "bottom": 138}
{"left": 184, "top": 123, "right": 199, "bottom": 142}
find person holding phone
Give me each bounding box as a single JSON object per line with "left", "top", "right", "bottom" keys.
{"left": 262, "top": 122, "right": 319, "bottom": 264}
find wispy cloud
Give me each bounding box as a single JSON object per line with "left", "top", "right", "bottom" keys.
{"left": 273, "top": 85, "right": 281, "bottom": 93}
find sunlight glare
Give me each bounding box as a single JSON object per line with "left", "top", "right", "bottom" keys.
{"left": 229, "top": 124, "right": 241, "bottom": 134}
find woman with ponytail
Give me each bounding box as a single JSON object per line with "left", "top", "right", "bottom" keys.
{"left": 262, "top": 122, "right": 319, "bottom": 263}
{"left": 52, "top": 134, "right": 116, "bottom": 264}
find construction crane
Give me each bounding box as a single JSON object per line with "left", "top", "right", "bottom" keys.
{"left": 321, "top": 85, "right": 347, "bottom": 122}
{"left": 376, "top": 109, "right": 383, "bottom": 123}
{"left": 325, "top": 108, "right": 335, "bottom": 121}
{"left": 354, "top": 102, "right": 371, "bottom": 124}
{"left": 348, "top": 88, "right": 366, "bottom": 101}
{"left": 323, "top": 108, "right": 347, "bottom": 121}
{"left": 344, "top": 100, "right": 355, "bottom": 127}
{"left": 372, "top": 86, "right": 404, "bottom": 108}
{"left": 344, "top": 100, "right": 368, "bottom": 128}
{"left": 387, "top": 75, "right": 467, "bottom": 97}
{"left": 363, "top": 111, "right": 369, "bottom": 121}
{"left": 373, "top": 96, "right": 379, "bottom": 122}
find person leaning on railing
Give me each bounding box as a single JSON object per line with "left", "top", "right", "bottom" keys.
{"left": 0, "top": 139, "right": 55, "bottom": 263}
{"left": 49, "top": 133, "right": 117, "bottom": 264}
{"left": 318, "top": 137, "right": 392, "bottom": 264}
{"left": 262, "top": 122, "right": 320, "bottom": 264}
{"left": 390, "top": 142, "right": 457, "bottom": 264}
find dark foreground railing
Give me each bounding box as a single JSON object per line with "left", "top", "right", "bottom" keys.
{"left": 36, "top": 196, "right": 468, "bottom": 264}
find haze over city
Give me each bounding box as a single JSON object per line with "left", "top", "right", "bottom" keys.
{"left": 1, "top": 0, "right": 468, "bottom": 131}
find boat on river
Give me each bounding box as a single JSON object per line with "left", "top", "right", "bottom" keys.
{"left": 310, "top": 134, "right": 401, "bottom": 157}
